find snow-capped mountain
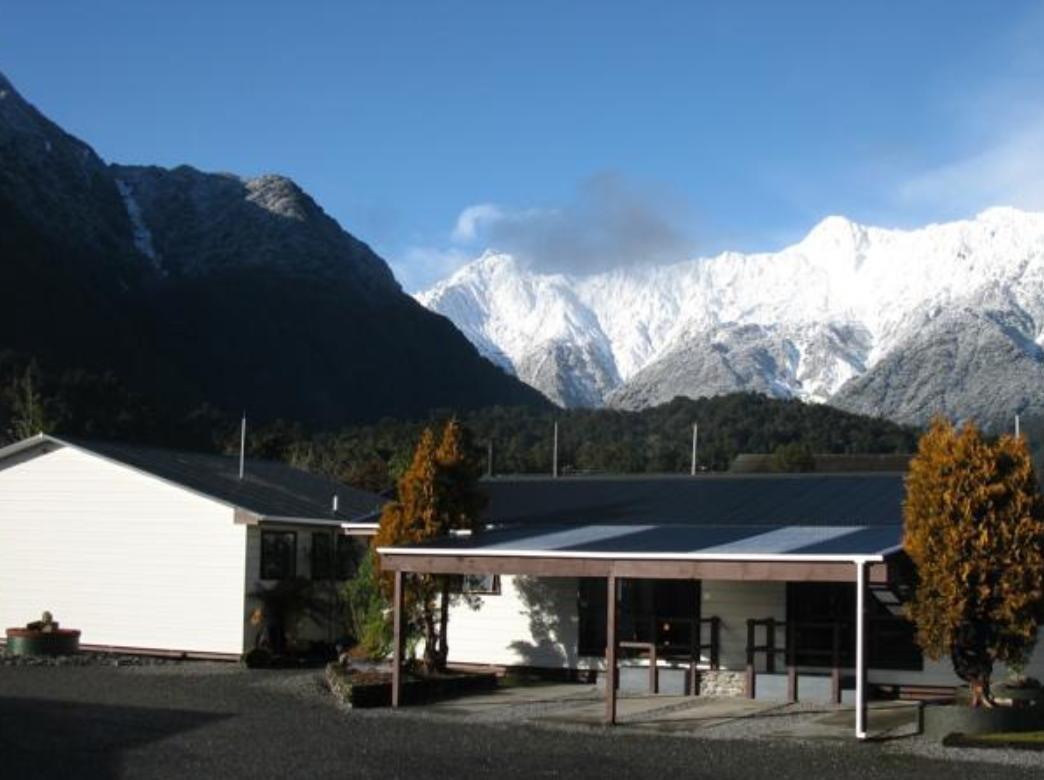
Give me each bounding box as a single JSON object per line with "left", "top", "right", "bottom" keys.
{"left": 417, "top": 208, "right": 1044, "bottom": 427}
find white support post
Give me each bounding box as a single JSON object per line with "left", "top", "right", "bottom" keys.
{"left": 855, "top": 560, "right": 868, "bottom": 740}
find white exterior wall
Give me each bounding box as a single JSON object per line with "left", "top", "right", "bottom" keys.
{"left": 447, "top": 575, "right": 591, "bottom": 669}
{"left": 701, "top": 580, "right": 786, "bottom": 670}
{"left": 0, "top": 447, "right": 248, "bottom": 655}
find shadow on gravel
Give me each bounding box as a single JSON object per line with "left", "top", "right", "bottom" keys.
{"left": 0, "top": 696, "right": 231, "bottom": 779}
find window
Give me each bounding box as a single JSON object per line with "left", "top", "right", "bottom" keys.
{"left": 577, "top": 578, "right": 607, "bottom": 657}
{"left": 335, "top": 536, "right": 358, "bottom": 580}
{"left": 310, "top": 534, "right": 359, "bottom": 580}
{"left": 577, "top": 578, "right": 701, "bottom": 658}
{"left": 260, "top": 531, "right": 296, "bottom": 580}
{"left": 311, "top": 533, "right": 333, "bottom": 580}
{"left": 786, "top": 582, "right": 922, "bottom": 671}
{"left": 462, "top": 574, "right": 500, "bottom": 595}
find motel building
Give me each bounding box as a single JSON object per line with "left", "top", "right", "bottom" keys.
{"left": 379, "top": 465, "right": 1044, "bottom": 740}
{"left": 3, "top": 435, "right": 1043, "bottom": 741}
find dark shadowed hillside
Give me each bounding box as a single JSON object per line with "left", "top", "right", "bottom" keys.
{"left": 0, "top": 72, "right": 547, "bottom": 428}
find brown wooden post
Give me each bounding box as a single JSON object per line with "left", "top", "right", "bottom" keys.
{"left": 786, "top": 620, "right": 797, "bottom": 703}
{"left": 745, "top": 619, "right": 756, "bottom": 699}
{"left": 605, "top": 572, "right": 618, "bottom": 724}
{"left": 831, "top": 621, "right": 842, "bottom": 705}
{"left": 391, "top": 569, "right": 404, "bottom": 708}
{"left": 710, "top": 617, "right": 721, "bottom": 670}
{"left": 650, "top": 642, "right": 658, "bottom": 695}
{"left": 765, "top": 619, "right": 777, "bottom": 674}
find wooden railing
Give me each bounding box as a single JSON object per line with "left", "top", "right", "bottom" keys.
{"left": 617, "top": 615, "right": 722, "bottom": 695}
{"left": 745, "top": 618, "right": 844, "bottom": 703}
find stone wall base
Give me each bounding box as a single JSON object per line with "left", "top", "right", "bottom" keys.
{"left": 697, "top": 670, "right": 746, "bottom": 697}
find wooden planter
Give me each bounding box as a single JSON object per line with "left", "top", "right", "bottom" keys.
{"left": 5, "top": 628, "right": 81, "bottom": 656}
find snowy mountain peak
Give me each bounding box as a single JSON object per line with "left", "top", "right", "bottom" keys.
{"left": 418, "top": 208, "right": 1044, "bottom": 425}
{"left": 796, "top": 215, "right": 871, "bottom": 258}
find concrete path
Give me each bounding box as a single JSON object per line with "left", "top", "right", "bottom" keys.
{"left": 422, "top": 681, "right": 922, "bottom": 741}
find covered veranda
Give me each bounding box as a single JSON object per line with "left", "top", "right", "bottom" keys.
{"left": 378, "top": 522, "right": 906, "bottom": 740}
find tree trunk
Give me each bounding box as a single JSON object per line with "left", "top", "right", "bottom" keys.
{"left": 952, "top": 627, "right": 995, "bottom": 708}
{"left": 436, "top": 577, "right": 450, "bottom": 671}
{"left": 421, "top": 599, "right": 438, "bottom": 674}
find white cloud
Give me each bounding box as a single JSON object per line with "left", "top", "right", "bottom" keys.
{"left": 898, "top": 112, "right": 1044, "bottom": 216}
{"left": 451, "top": 203, "right": 504, "bottom": 242}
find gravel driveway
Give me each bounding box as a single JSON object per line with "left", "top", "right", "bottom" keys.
{"left": 0, "top": 663, "right": 1040, "bottom": 779}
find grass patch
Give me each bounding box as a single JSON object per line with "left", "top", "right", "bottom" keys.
{"left": 943, "top": 730, "right": 1044, "bottom": 751}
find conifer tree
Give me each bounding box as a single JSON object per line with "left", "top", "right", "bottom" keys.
{"left": 433, "top": 418, "right": 486, "bottom": 667}
{"left": 373, "top": 420, "right": 485, "bottom": 672}
{"left": 903, "top": 418, "right": 1044, "bottom": 706}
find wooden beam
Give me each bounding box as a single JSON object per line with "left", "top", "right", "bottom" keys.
{"left": 379, "top": 553, "right": 890, "bottom": 583}
{"left": 605, "top": 572, "right": 617, "bottom": 725}
{"left": 392, "top": 570, "right": 404, "bottom": 708}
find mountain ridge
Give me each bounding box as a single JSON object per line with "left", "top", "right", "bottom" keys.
{"left": 418, "top": 208, "right": 1044, "bottom": 428}
{"left": 0, "top": 71, "right": 548, "bottom": 429}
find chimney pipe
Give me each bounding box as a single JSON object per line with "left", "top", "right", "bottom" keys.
{"left": 332, "top": 494, "right": 339, "bottom": 513}
{"left": 487, "top": 440, "right": 495, "bottom": 477}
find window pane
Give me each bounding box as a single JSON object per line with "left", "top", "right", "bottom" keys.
{"left": 462, "top": 574, "right": 499, "bottom": 594}
{"left": 260, "top": 531, "right": 296, "bottom": 580}
{"left": 335, "top": 536, "right": 358, "bottom": 580}
{"left": 311, "top": 533, "right": 333, "bottom": 580}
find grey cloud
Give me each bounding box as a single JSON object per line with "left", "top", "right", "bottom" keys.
{"left": 472, "top": 173, "right": 696, "bottom": 275}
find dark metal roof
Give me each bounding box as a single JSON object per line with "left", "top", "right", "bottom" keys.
{"left": 390, "top": 522, "right": 902, "bottom": 559}
{"left": 479, "top": 473, "right": 906, "bottom": 529}
{"left": 3, "top": 435, "right": 385, "bottom": 522}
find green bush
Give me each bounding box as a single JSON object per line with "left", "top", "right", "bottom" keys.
{"left": 342, "top": 552, "right": 392, "bottom": 659}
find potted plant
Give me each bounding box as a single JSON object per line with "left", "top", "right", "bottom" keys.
{"left": 5, "top": 611, "right": 81, "bottom": 656}
{"left": 904, "top": 422, "right": 1044, "bottom": 738}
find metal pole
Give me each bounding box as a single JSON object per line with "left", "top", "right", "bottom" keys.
{"left": 605, "top": 572, "right": 618, "bottom": 724}
{"left": 1016, "top": 414, "right": 1021, "bottom": 438}
{"left": 855, "top": 560, "right": 868, "bottom": 739}
{"left": 239, "top": 413, "right": 246, "bottom": 480}
{"left": 392, "top": 570, "right": 404, "bottom": 708}
{"left": 553, "top": 421, "right": 559, "bottom": 478}
{"left": 691, "top": 423, "right": 698, "bottom": 475}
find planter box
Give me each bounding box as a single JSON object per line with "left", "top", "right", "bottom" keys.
{"left": 5, "top": 628, "right": 81, "bottom": 656}
{"left": 923, "top": 703, "right": 1044, "bottom": 739}
{"left": 325, "top": 664, "right": 498, "bottom": 708}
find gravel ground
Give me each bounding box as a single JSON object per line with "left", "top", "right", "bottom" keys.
{"left": 1, "top": 651, "right": 186, "bottom": 668}
{"left": 0, "top": 664, "right": 1042, "bottom": 779}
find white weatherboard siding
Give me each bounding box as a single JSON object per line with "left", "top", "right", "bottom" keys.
{"left": 702, "top": 580, "right": 785, "bottom": 670}
{"left": 448, "top": 576, "right": 589, "bottom": 668}
{"left": 0, "top": 447, "right": 247, "bottom": 655}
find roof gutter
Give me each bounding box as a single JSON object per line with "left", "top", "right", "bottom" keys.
{"left": 376, "top": 547, "right": 887, "bottom": 564}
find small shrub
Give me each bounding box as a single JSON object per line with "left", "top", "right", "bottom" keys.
{"left": 242, "top": 647, "right": 273, "bottom": 669}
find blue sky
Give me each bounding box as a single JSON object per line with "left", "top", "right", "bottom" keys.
{"left": 6, "top": 1, "right": 1044, "bottom": 290}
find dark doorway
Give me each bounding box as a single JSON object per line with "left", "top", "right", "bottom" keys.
{"left": 578, "top": 579, "right": 700, "bottom": 658}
